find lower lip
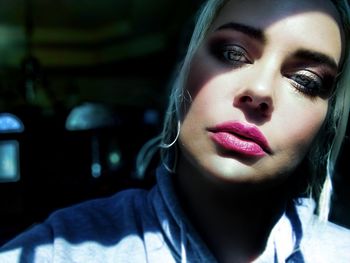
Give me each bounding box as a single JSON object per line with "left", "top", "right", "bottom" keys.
{"left": 210, "top": 132, "right": 266, "bottom": 157}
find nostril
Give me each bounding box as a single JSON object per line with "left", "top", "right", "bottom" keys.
{"left": 240, "top": 96, "right": 253, "bottom": 103}
{"left": 259, "top": 102, "right": 269, "bottom": 112}
{"left": 234, "top": 94, "right": 272, "bottom": 118}
{"left": 234, "top": 93, "right": 273, "bottom": 122}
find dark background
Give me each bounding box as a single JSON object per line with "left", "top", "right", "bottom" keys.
{"left": 0, "top": 0, "right": 348, "bottom": 245}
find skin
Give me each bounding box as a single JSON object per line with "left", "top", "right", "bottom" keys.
{"left": 176, "top": 0, "right": 343, "bottom": 262}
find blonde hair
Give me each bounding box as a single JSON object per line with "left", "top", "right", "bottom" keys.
{"left": 316, "top": 0, "right": 350, "bottom": 221}
{"left": 137, "top": 0, "right": 350, "bottom": 221}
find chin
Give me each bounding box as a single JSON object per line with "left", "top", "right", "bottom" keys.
{"left": 201, "top": 157, "right": 288, "bottom": 186}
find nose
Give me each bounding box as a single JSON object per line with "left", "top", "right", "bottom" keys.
{"left": 233, "top": 69, "right": 275, "bottom": 120}
{"left": 233, "top": 90, "right": 273, "bottom": 118}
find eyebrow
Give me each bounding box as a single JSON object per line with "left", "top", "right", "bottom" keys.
{"left": 215, "top": 22, "right": 266, "bottom": 44}
{"left": 293, "top": 49, "right": 338, "bottom": 72}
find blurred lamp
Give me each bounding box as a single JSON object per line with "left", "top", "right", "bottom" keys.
{"left": 0, "top": 113, "right": 24, "bottom": 182}
{"left": 65, "top": 103, "right": 117, "bottom": 178}
{"left": 65, "top": 102, "right": 115, "bottom": 131}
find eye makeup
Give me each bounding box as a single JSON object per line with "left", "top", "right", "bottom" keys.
{"left": 283, "top": 58, "right": 337, "bottom": 99}
{"left": 209, "top": 41, "right": 252, "bottom": 66}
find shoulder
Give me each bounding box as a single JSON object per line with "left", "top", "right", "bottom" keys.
{"left": 47, "top": 188, "right": 151, "bottom": 236}
{"left": 290, "top": 198, "right": 350, "bottom": 262}
{"left": 302, "top": 215, "right": 350, "bottom": 262}
{"left": 50, "top": 188, "right": 150, "bottom": 222}
{"left": 0, "top": 188, "right": 156, "bottom": 261}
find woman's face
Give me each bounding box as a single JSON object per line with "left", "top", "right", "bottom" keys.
{"left": 179, "top": 0, "right": 342, "bottom": 184}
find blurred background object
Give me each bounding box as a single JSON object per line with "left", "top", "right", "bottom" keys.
{"left": 0, "top": 0, "right": 202, "bottom": 244}
{"left": 0, "top": 0, "right": 348, "bottom": 245}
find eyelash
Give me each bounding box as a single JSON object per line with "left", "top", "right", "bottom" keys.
{"left": 211, "top": 44, "right": 252, "bottom": 66}
{"left": 286, "top": 70, "right": 325, "bottom": 97}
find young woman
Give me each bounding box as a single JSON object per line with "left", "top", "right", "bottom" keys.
{"left": 1, "top": 0, "right": 350, "bottom": 262}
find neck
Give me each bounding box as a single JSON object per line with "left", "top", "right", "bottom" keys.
{"left": 175, "top": 157, "right": 288, "bottom": 263}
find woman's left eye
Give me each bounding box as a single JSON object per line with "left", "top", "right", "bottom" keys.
{"left": 211, "top": 44, "right": 252, "bottom": 65}
{"left": 288, "top": 70, "right": 324, "bottom": 97}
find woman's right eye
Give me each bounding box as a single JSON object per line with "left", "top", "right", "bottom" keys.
{"left": 211, "top": 44, "right": 252, "bottom": 66}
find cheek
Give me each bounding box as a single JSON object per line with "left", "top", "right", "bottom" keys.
{"left": 186, "top": 55, "right": 210, "bottom": 100}
{"left": 180, "top": 75, "right": 222, "bottom": 156}
{"left": 180, "top": 57, "right": 210, "bottom": 124}
{"left": 185, "top": 49, "right": 225, "bottom": 102}
{"left": 277, "top": 101, "right": 328, "bottom": 154}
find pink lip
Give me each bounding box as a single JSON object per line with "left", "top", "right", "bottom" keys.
{"left": 208, "top": 121, "right": 271, "bottom": 157}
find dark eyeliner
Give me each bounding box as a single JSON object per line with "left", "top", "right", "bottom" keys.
{"left": 209, "top": 40, "right": 251, "bottom": 66}
{"left": 288, "top": 71, "right": 335, "bottom": 98}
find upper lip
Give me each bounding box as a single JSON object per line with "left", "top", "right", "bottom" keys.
{"left": 208, "top": 121, "right": 272, "bottom": 153}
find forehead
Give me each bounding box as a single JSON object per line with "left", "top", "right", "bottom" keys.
{"left": 212, "top": 0, "right": 341, "bottom": 29}
{"left": 209, "top": 0, "right": 343, "bottom": 64}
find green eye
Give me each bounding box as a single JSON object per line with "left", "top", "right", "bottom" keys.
{"left": 223, "top": 47, "right": 248, "bottom": 62}
{"left": 211, "top": 44, "right": 252, "bottom": 65}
